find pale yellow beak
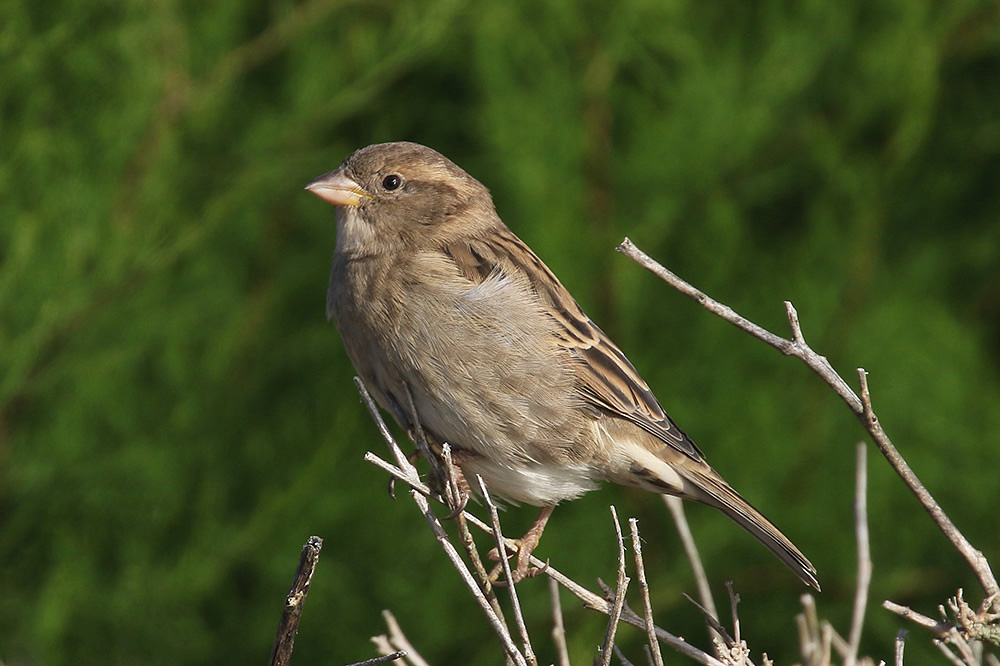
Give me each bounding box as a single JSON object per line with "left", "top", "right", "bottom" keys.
{"left": 305, "top": 168, "right": 370, "bottom": 206}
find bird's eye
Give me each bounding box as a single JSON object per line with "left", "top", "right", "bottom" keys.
{"left": 382, "top": 174, "right": 402, "bottom": 191}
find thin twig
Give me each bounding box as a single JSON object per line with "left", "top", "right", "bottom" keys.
{"left": 847, "top": 442, "right": 873, "bottom": 666}
{"left": 379, "top": 610, "right": 429, "bottom": 666}
{"left": 684, "top": 593, "right": 736, "bottom": 647}
{"left": 630, "top": 518, "right": 665, "bottom": 666}
{"left": 726, "top": 583, "right": 741, "bottom": 647}
{"left": 549, "top": 576, "right": 571, "bottom": 666}
{"left": 798, "top": 594, "right": 821, "bottom": 665}
{"left": 614, "top": 644, "right": 640, "bottom": 666}
{"left": 441, "top": 445, "right": 507, "bottom": 625}
{"left": 617, "top": 238, "right": 999, "bottom": 598}
{"left": 364, "top": 447, "right": 727, "bottom": 666}
{"left": 598, "top": 506, "right": 630, "bottom": 666}
{"left": 933, "top": 640, "right": 967, "bottom": 666}
{"left": 411, "top": 485, "right": 526, "bottom": 666}
{"left": 354, "top": 378, "right": 417, "bottom": 482}
{"left": 664, "top": 495, "right": 722, "bottom": 646}
{"left": 825, "top": 621, "right": 852, "bottom": 662}
{"left": 401, "top": 382, "right": 446, "bottom": 494}
{"left": 347, "top": 649, "right": 408, "bottom": 666}
{"left": 477, "top": 475, "right": 537, "bottom": 666}
{"left": 270, "top": 536, "right": 324, "bottom": 666}
{"left": 895, "top": 629, "right": 907, "bottom": 666}
{"left": 355, "top": 379, "right": 527, "bottom": 666}
{"left": 722, "top": 582, "right": 754, "bottom": 666}
{"left": 882, "top": 601, "right": 953, "bottom": 635}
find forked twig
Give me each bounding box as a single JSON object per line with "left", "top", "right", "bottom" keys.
{"left": 355, "top": 380, "right": 528, "bottom": 666}
{"left": 365, "top": 449, "right": 727, "bottom": 665}
{"left": 618, "top": 238, "right": 998, "bottom": 599}
{"left": 371, "top": 610, "right": 428, "bottom": 666}
{"left": 359, "top": 399, "right": 727, "bottom": 666}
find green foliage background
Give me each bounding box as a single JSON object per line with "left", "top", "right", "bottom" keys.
{"left": 2, "top": 0, "right": 999, "bottom": 663}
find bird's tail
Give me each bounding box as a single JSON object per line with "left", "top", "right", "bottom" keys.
{"left": 679, "top": 466, "right": 820, "bottom": 590}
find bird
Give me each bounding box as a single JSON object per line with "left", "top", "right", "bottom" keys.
{"left": 306, "top": 141, "right": 818, "bottom": 589}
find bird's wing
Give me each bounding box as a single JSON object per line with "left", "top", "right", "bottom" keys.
{"left": 440, "top": 227, "right": 704, "bottom": 462}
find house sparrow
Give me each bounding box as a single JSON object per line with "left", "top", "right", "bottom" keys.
{"left": 307, "top": 141, "right": 818, "bottom": 589}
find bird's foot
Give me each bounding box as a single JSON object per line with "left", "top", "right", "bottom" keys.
{"left": 486, "top": 505, "right": 554, "bottom": 584}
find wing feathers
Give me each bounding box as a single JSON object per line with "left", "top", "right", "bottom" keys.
{"left": 441, "top": 228, "right": 703, "bottom": 461}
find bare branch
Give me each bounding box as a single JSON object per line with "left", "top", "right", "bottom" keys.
{"left": 354, "top": 378, "right": 418, "bottom": 483}
{"left": 797, "top": 593, "right": 821, "bottom": 665}
{"left": 598, "top": 507, "right": 630, "bottom": 666}
{"left": 549, "top": 577, "right": 571, "bottom": 666}
{"left": 630, "top": 518, "right": 665, "bottom": 666}
{"left": 933, "top": 639, "right": 968, "bottom": 666}
{"left": 355, "top": 379, "right": 527, "bottom": 666}
{"left": 848, "top": 442, "right": 873, "bottom": 666}
{"left": 347, "top": 649, "right": 408, "bottom": 666}
{"left": 270, "top": 536, "right": 324, "bottom": 666}
{"left": 883, "top": 601, "right": 953, "bottom": 634}
{"left": 664, "top": 495, "right": 722, "bottom": 647}
{"left": 895, "top": 629, "right": 907, "bottom": 666}
{"left": 720, "top": 583, "right": 754, "bottom": 666}
{"left": 684, "top": 594, "right": 735, "bottom": 648}
{"left": 401, "top": 382, "right": 447, "bottom": 495}
{"left": 617, "top": 238, "right": 999, "bottom": 598}
{"left": 477, "top": 475, "right": 537, "bottom": 666}
{"left": 614, "top": 644, "right": 640, "bottom": 666}
{"left": 364, "top": 446, "right": 727, "bottom": 666}
{"left": 376, "top": 610, "right": 428, "bottom": 666}
{"left": 441, "top": 445, "right": 508, "bottom": 627}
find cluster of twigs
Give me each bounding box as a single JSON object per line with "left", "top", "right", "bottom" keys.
{"left": 268, "top": 238, "right": 998, "bottom": 666}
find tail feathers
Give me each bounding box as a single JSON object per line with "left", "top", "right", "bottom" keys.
{"left": 682, "top": 468, "right": 820, "bottom": 590}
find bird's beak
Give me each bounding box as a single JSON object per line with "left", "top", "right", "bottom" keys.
{"left": 305, "top": 168, "right": 370, "bottom": 206}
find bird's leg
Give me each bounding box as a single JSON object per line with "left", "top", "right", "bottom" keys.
{"left": 489, "top": 505, "right": 554, "bottom": 584}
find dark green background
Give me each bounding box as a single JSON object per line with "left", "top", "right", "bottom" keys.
{"left": 2, "top": 0, "right": 999, "bottom": 664}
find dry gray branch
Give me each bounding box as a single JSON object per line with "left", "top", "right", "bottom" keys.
{"left": 614, "top": 644, "right": 640, "bottom": 666}
{"left": 372, "top": 609, "right": 427, "bottom": 666}
{"left": 895, "top": 629, "right": 907, "bottom": 666}
{"left": 630, "top": 518, "right": 665, "bottom": 666}
{"left": 476, "top": 474, "right": 537, "bottom": 666}
{"left": 848, "top": 442, "right": 873, "bottom": 666}
{"left": 664, "top": 495, "right": 722, "bottom": 647}
{"left": 617, "top": 237, "right": 998, "bottom": 600}
{"left": 549, "top": 576, "right": 571, "bottom": 666}
{"left": 718, "top": 583, "right": 753, "bottom": 666}
{"left": 598, "top": 507, "right": 631, "bottom": 666}
{"left": 440, "top": 444, "right": 510, "bottom": 631}
{"left": 883, "top": 601, "right": 953, "bottom": 634}
{"left": 363, "top": 436, "right": 726, "bottom": 665}
{"left": 355, "top": 380, "right": 528, "bottom": 666}
{"left": 685, "top": 594, "right": 736, "bottom": 649}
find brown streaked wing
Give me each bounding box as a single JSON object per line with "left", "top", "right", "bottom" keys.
{"left": 443, "top": 227, "right": 704, "bottom": 462}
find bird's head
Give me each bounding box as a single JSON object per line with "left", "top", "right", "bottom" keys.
{"left": 307, "top": 141, "right": 498, "bottom": 257}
